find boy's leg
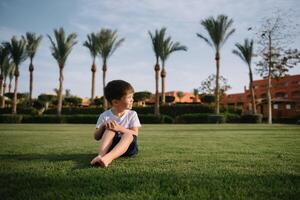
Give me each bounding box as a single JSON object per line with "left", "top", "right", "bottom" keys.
{"left": 100, "top": 132, "right": 134, "bottom": 167}
{"left": 98, "top": 129, "right": 116, "bottom": 157}
{"left": 90, "top": 129, "right": 115, "bottom": 165}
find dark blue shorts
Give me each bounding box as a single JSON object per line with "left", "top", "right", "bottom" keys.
{"left": 108, "top": 132, "right": 138, "bottom": 157}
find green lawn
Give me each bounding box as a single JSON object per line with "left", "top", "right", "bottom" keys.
{"left": 0, "top": 124, "right": 299, "bottom": 200}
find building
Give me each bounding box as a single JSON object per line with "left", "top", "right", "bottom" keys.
{"left": 147, "top": 91, "right": 201, "bottom": 104}
{"left": 222, "top": 74, "right": 300, "bottom": 118}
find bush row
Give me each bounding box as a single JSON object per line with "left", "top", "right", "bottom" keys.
{"left": 0, "top": 113, "right": 268, "bottom": 124}
{"left": 1, "top": 104, "right": 244, "bottom": 118}
{"left": 0, "top": 114, "right": 174, "bottom": 124}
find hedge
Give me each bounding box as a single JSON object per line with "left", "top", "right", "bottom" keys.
{"left": 176, "top": 113, "right": 224, "bottom": 124}
{"left": 240, "top": 114, "right": 262, "bottom": 123}
{"left": 0, "top": 114, "right": 23, "bottom": 123}
{"left": 0, "top": 114, "right": 174, "bottom": 124}
{"left": 0, "top": 107, "right": 38, "bottom": 115}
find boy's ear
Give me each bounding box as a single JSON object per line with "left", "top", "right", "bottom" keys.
{"left": 111, "top": 99, "right": 119, "bottom": 105}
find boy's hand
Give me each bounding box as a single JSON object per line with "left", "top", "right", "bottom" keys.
{"left": 90, "top": 155, "right": 101, "bottom": 165}
{"left": 105, "top": 120, "right": 123, "bottom": 132}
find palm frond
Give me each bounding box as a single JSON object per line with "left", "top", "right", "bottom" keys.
{"left": 83, "top": 33, "right": 98, "bottom": 59}
{"left": 198, "top": 14, "right": 235, "bottom": 51}
{"left": 48, "top": 27, "right": 77, "bottom": 67}
{"left": 3, "top": 36, "right": 27, "bottom": 67}
{"left": 96, "top": 28, "right": 124, "bottom": 62}
{"left": 233, "top": 39, "right": 254, "bottom": 66}
{"left": 24, "top": 32, "right": 43, "bottom": 60}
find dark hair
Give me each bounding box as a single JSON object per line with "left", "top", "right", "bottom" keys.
{"left": 104, "top": 80, "right": 134, "bottom": 103}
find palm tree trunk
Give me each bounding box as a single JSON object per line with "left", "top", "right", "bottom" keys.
{"left": 57, "top": 66, "right": 64, "bottom": 116}
{"left": 0, "top": 74, "right": 3, "bottom": 109}
{"left": 91, "top": 59, "right": 96, "bottom": 100}
{"left": 215, "top": 51, "right": 220, "bottom": 114}
{"left": 161, "top": 64, "right": 166, "bottom": 104}
{"left": 154, "top": 62, "right": 160, "bottom": 116}
{"left": 248, "top": 66, "right": 257, "bottom": 114}
{"left": 29, "top": 60, "right": 34, "bottom": 104}
{"left": 9, "top": 78, "right": 12, "bottom": 93}
{"left": 12, "top": 67, "right": 19, "bottom": 114}
{"left": 267, "top": 34, "right": 272, "bottom": 124}
{"left": 2, "top": 81, "right": 6, "bottom": 108}
{"left": 102, "top": 60, "right": 108, "bottom": 110}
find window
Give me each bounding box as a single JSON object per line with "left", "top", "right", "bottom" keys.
{"left": 275, "top": 92, "right": 287, "bottom": 98}
{"left": 260, "top": 93, "right": 267, "bottom": 98}
{"left": 292, "top": 91, "right": 300, "bottom": 97}
{"left": 286, "top": 104, "right": 291, "bottom": 110}
{"left": 273, "top": 104, "right": 278, "bottom": 109}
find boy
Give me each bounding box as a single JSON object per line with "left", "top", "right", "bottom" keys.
{"left": 90, "top": 80, "right": 141, "bottom": 168}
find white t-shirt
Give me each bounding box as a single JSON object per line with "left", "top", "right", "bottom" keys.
{"left": 96, "top": 109, "right": 141, "bottom": 129}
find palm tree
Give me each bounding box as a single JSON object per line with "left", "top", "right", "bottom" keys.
{"left": 2, "top": 36, "right": 27, "bottom": 114}
{"left": 8, "top": 64, "right": 15, "bottom": 93}
{"left": 83, "top": 33, "right": 99, "bottom": 100}
{"left": 1, "top": 57, "right": 14, "bottom": 108}
{"left": 197, "top": 14, "right": 235, "bottom": 114}
{"left": 160, "top": 37, "right": 187, "bottom": 104}
{"left": 148, "top": 27, "right": 166, "bottom": 116}
{"left": 233, "top": 39, "right": 257, "bottom": 114}
{"left": 47, "top": 27, "right": 77, "bottom": 116}
{"left": 96, "top": 29, "right": 124, "bottom": 110}
{"left": 23, "top": 32, "right": 43, "bottom": 104}
{"left": 0, "top": 45, "right": 9, "bottom": 108}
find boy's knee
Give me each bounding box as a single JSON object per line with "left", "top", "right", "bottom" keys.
{"left": 121, "top": 132, "right": 134, "bottom": 140}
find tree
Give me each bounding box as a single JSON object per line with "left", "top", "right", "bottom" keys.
{"left": 83, "top": 33, "right": 99, "bottom": 100}
{"left": 23, "top": 32, "right": 43, "bottom": 104}
{"left": 96, "top": 29, "right": 124, "bottom": 110}
{"left": 193, "top": 88, "right": 200, "bottom": 103}
{"left": 8, "top": 63, "right": 15, "bottom": 93}
{"left": 0, "top": 45, "right": 9, "bottom": 108}
{"left": 201, "top": 94, "right": 215, "bottom": 104}
{"left": 199, "top": 74, "right": 231, "bottom": 101}
{"left": 48, "top": 27, "right": 77, "bottom": 116}
{"left": 165, "top": 95, "right": 175, "bottom": 104}
{"left": 233, "top": 39, "right": 257, "bottom": 114}
{"left": 255, "top": 14, "right": 300, "bottom": 124}
{"left": 149, "top": 27, "right": 167, "bottom": 116}
{"left": 197, "top": 14, "right": 235, "bottom": 114}
{"left": 160, "top": 36, "right": 187, "bottom": 104}
{"left": 38, "top": 94, "right": 56, "bottom": 110}
{"left": 134, "top": 91, "right": 152, "bottom": 106}
{"left": 176, "top": 91, "right": 184, "bottom": 102}
{"left": 1, "top": 56, "right": 14, "bottom": 108}
{"left": 2, "top": 36, "right": 28, "bottom": 114}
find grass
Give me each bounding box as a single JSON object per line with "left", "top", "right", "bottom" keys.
{"left": 0, "top": 124, "right": 299, "bottom": 200}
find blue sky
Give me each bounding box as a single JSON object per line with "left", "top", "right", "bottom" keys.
{"left": 1, "top": 0, "right": 300, "bottom": 98}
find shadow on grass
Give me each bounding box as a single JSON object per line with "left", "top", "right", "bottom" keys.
{"left": 0, "top": 153, "right": 95, "bottom": 169}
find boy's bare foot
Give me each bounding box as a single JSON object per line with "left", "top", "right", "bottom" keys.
{"left": 99, "top": 156, "right": 112, "bottom": 168}
{"left": 90, "top": 155, "right": 102, "bottom": 166}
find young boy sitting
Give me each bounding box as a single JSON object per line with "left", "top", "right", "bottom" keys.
{"left": 90, "top": 80, "right": 141, "bottom": 168}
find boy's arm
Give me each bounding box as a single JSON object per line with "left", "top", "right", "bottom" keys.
{"left": 107, "top": 121, "right": 138, "bottom": 136}
{"left": 94, "top": 124, "right": 106, "bottom": 140}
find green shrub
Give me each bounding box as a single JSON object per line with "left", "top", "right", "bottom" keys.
{"left": 225, "top": 113, "right": 241, "bottom": 123}
{"left": 22, "top": 115, "right": 65, "bottom": 123}
{"left": 240, "top": 114, "right": 262, "bottom": 123}
{"left": 273, "top": 117, "right": 300, "bottom": 124}
{"left": 207, "top": 114, "right": 225, "bottom": 124}
{"left": 44, "top": 107, "right": 103, "bottom": 115}
{"left": 0, "top": 114, "right": 23, "bottom": 123}
{"left": 64, "top": 115, "right": 98, "bottom": 124}
{"left": 176, "top": 113, "right": 209, "bottom": 123}
{"left": 0, "top": 107, "right": 38, "bottom": 115}
{"left": 138, "top": 114, "right": 173, "bottom": 124}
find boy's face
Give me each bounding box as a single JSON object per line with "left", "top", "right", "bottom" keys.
{"left": 112, "top": 92, "right": 134, "bottom": 110}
